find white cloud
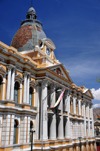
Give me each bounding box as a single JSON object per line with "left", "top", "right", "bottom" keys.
{"left": 91, "top": 88, "right": 100, "bottom": 100}
{"left": 93, "top": 104, "right": 100, "bottom": 108}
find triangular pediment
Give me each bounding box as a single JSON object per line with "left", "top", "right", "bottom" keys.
{"left": 48, "top": 64, "right": 73, "bottom": 82}
{"left": 84, "top": 89, "right": 94, "bottom": 99}
{"left": 15, "top": 74, "right": 23, "bottom": 81}
{"left": 0, "top": 66, "right": 6, "bottom": 74}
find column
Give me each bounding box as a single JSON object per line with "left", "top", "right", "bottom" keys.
{"left": 41, "top": 80, "right": 48, "bottom": 141}
{"left": 65, "top": 117, "right": 70, "bottom": 139}
{"left": 2, "top": 75, "right": 6, "bottom": 100}
{"left": 10, "top": 68, "right": 15, "bottom": 100}
{"left": 6, "top": 66, "right": 12, "bottom": 100}
{"left": 35, "top": 84, "right": 40, "bottom": 140}
{"left": 91, "top": 108, "right": 94, "bottom": 137}
{"left": 73, "top": 96, "right": 76, "bottom": 114}
{"left": 10, "top": 115, "right": 15, "bottom": 145}
{"left": 49, "top": 114, "right": 56, "bottom": 140}
{"left": 19, "top": 82, "right": 22, "bottom": 104}
{"left": 49, "top": 85, "right": 56, "bottom": 140}
{"left": 58, "top": 89, "right": 64, "bottom": 139}
{"left": 26, "top": 75, "right": 30, "bottom": 104}
{"left": 23, "top": 73, "right": 27, "bottom": 103}
{"left": 78, "top": 99, "right": 81, "bottom": 115}
{"left": 87, "top": 104, "right": 89, "bottom": 119}
{"left": 65, "top": 92, "right": 70, "bottom": 112}
{"left": 58, "top": 115, "right": 64, "bottom": 139}
{"left": 88, "top": 121, "right": 90, "bottom": 137}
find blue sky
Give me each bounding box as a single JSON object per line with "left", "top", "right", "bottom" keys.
{"left": 0, "top": 0, "right": 100, "bottom": 107}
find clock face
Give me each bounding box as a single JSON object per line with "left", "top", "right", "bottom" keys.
{"left": 46, "top": 47, "right": 51, "bottom": 56}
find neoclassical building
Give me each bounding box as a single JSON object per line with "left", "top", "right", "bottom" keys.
{"left": 0, "top": 6, "right": 95, "bottom": 151}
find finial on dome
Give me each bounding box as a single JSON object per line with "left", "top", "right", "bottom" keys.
{"left": 26, "top": 6, "right": 37, "bottom": 19}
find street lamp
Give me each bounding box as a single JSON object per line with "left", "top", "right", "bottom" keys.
{"left": 30, "top": 129, "right": 35, "bottom": 151}
{"left": 78, "top": 137, "right": 82, "bottom": 151}
{"left": 41, "top": 88, "right": 62, "bottom": 151}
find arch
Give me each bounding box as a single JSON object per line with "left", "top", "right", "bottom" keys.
{"left": 13, "top": 119, "right": 19, "bottom": 144}
{"left": 14, "top": 81, "right": 20, "bottom": 104}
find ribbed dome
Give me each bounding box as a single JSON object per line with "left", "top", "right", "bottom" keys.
{"left": 11, "top": 7, "right": 46, "bottom": 52}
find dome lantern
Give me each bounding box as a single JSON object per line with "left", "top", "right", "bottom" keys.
{"left": 26, "top": 7, "right": 37, "bottom": 19}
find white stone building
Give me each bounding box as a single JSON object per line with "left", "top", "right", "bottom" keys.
{"left": 0, "top": 6, "right": 95, "bottom": 151}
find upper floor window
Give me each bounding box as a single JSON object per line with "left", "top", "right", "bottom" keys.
{"left": 14, "top": 82, "right": 19, "bottom": 103}
{"left": 29, "top": 87, "right": 33, "bottom": 106}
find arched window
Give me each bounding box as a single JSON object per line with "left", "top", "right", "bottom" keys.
{"left": 30, "top": 121, "right": 33, "bottom": 142}
{"left": 14, "top": 82, "right": 19, "bottom": 103}
{"left": 13, "top": 120, "right": 18, "bottom": 144}
{"left": 29, "top": 87, "right": 33, "bottom": 106}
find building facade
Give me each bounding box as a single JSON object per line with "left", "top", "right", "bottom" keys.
{"left": 0, "top": 6, "right": 95, "bottom": 151}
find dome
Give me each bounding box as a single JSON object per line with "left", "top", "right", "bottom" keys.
{"left": 11, "top": 7, "right": 47, "bottom": 52}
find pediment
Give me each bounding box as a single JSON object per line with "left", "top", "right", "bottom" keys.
{"left": 84, "top": 89, "right": 94, "bottom": 99}
{"left": 42, "top": 38, "right": 56, "bottom": 50}
{"left": 0, "top": 66, "right": 6, "bottom": 74}
{"left": 15, "top": 74, "right": 23, "bottom": 81}
{"left": 48, "top": 64, "right": 73, "bottom": 82}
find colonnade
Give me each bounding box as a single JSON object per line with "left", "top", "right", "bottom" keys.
{"left": 35, "top": 80, "right": 94, "bottom": 142}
